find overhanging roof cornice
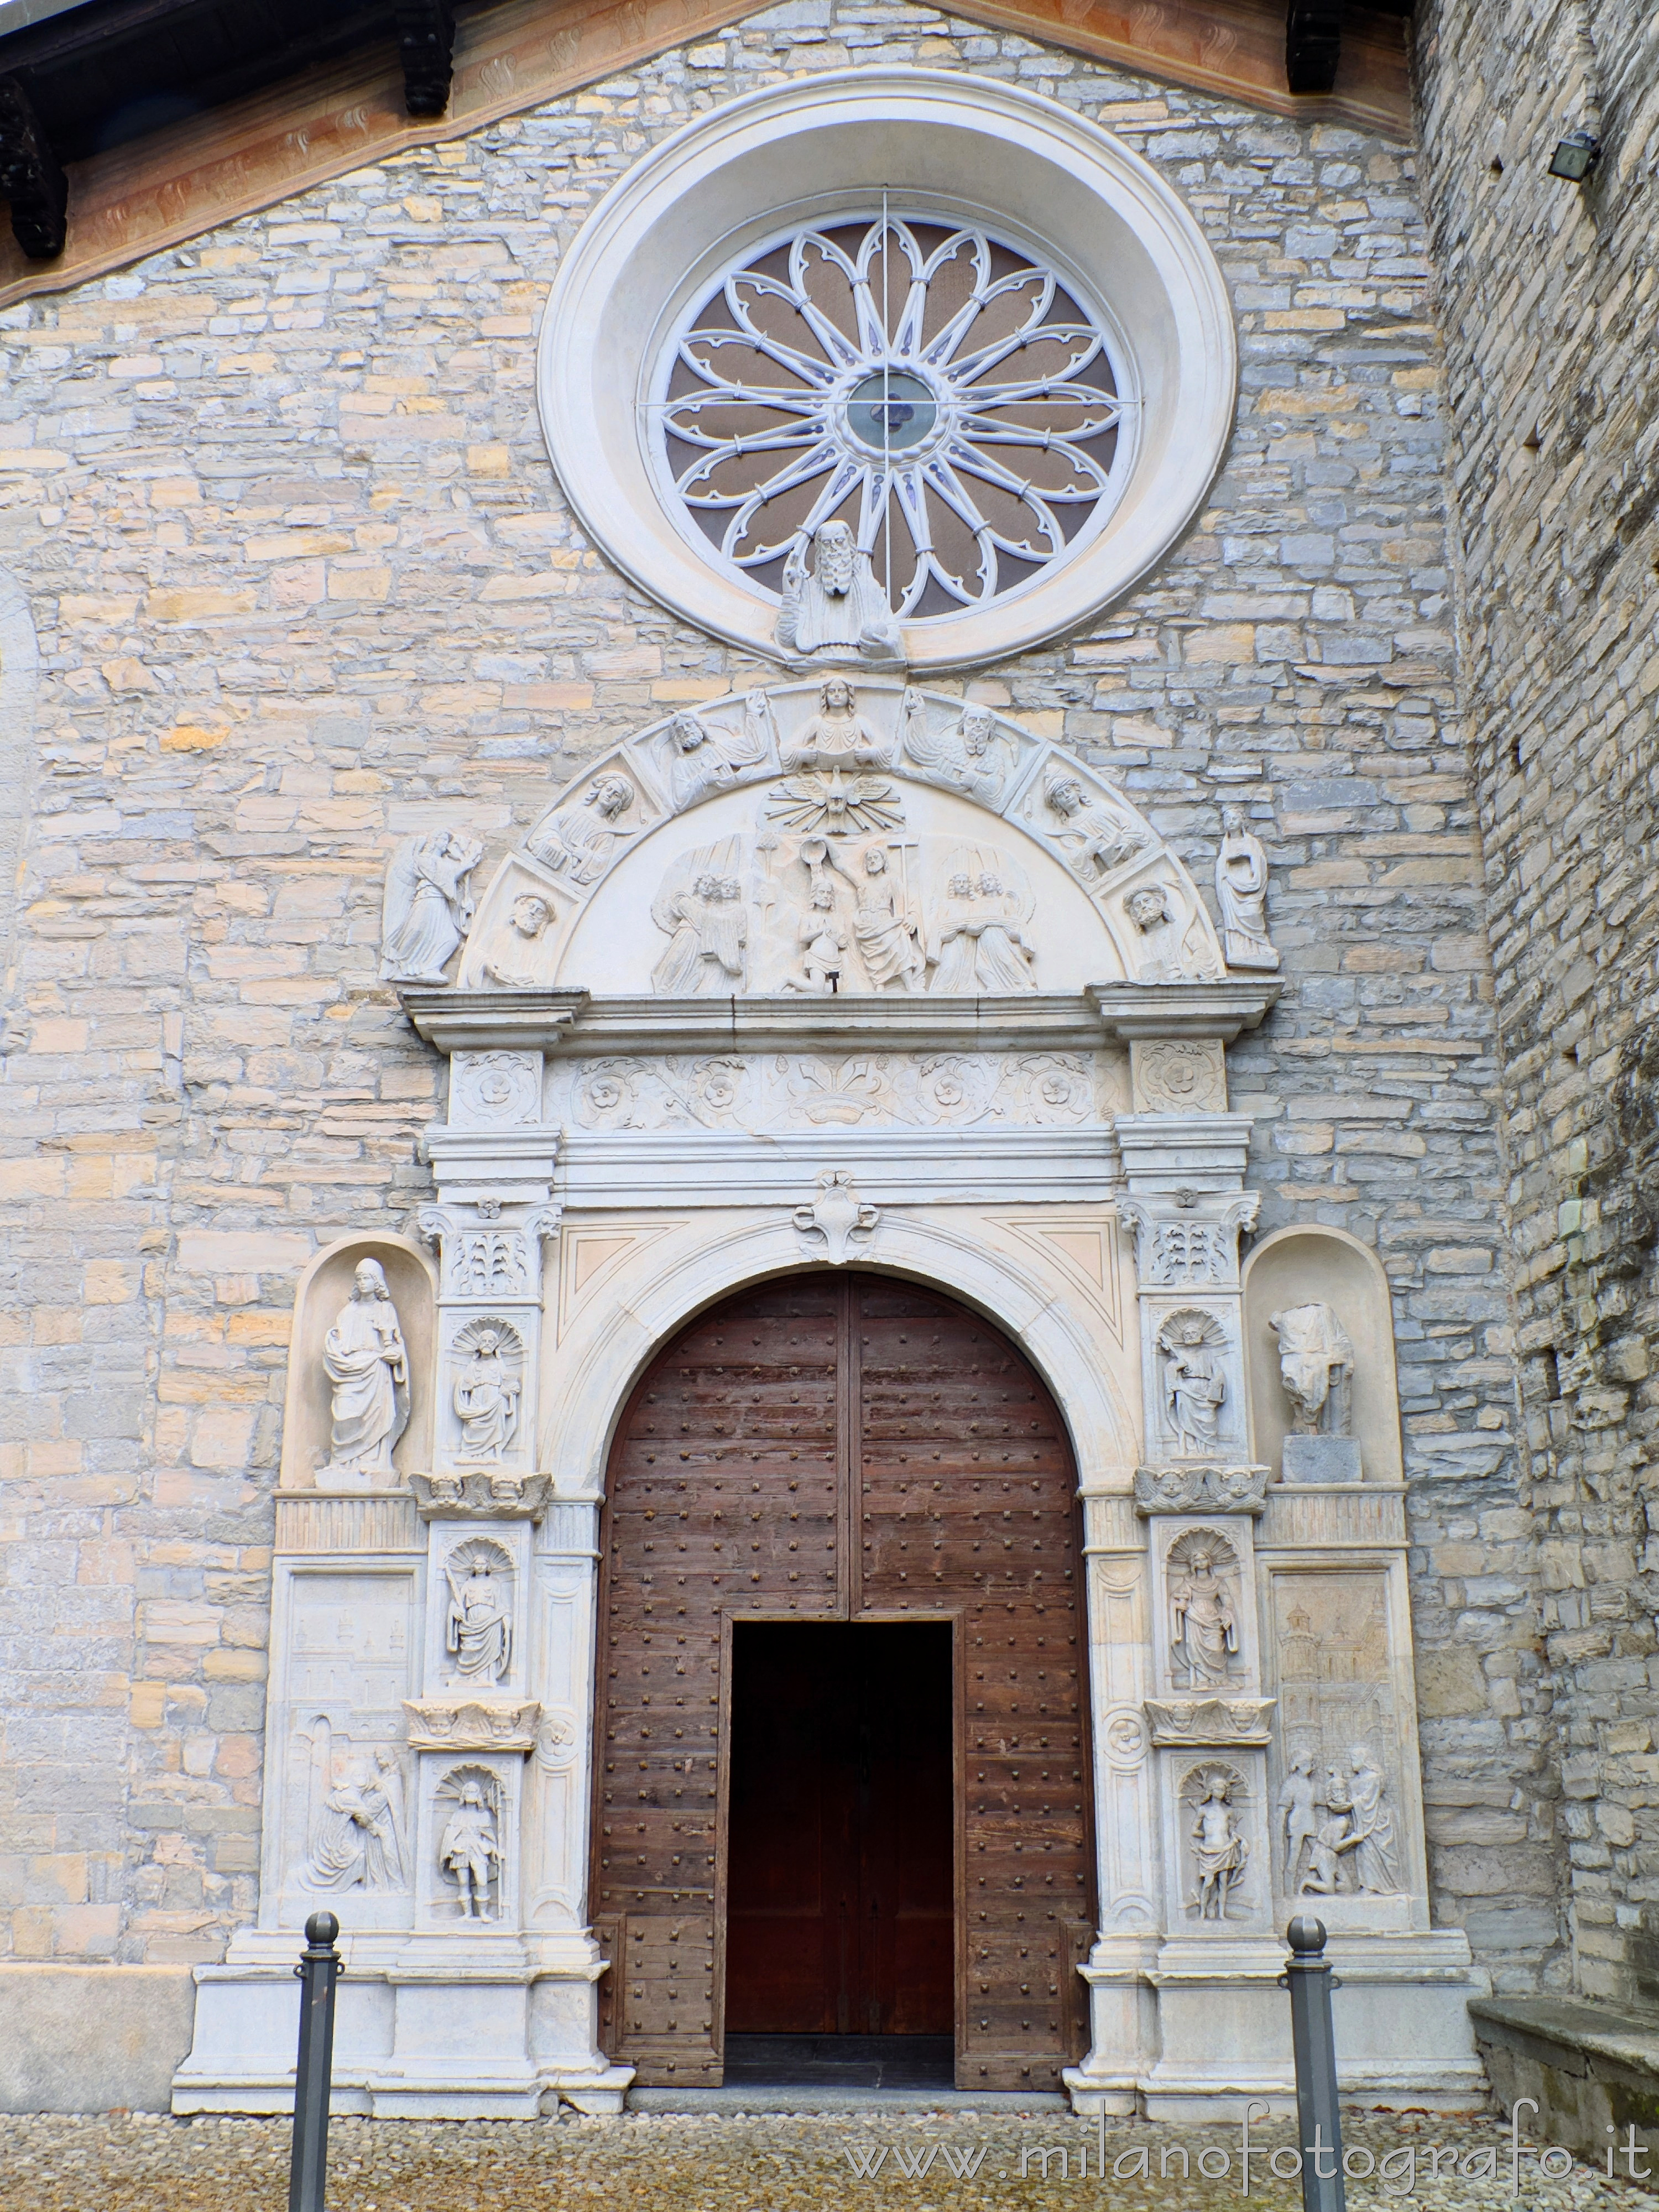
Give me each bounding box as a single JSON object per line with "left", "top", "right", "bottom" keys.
{"left": 0, "top": 0, "right": 1412, "bottom": 309}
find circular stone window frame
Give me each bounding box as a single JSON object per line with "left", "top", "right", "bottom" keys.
{"left": 538, "top": 68, "right": 1238, "bottom": 675}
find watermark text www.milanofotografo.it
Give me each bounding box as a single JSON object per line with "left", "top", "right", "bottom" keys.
{"left": 841, "top": 2103, "right": 1655, "bottom": 2194}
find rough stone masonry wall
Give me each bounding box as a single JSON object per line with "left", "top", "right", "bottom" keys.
{"left": 0, "top": 0, "right": 1542, "bottom": 1989}
{"left": 1415, "top": 0, "right": 1659, "bottom": 2005}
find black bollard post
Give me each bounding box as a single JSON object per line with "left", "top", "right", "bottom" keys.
{"left": 289, "top": 1910, "right": 342, "bottom": 2212}
{"left": 1284, "top": 1916, "right": 1345, "bottom": 2212}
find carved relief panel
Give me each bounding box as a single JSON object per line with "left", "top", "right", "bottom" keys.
{"left": 546, "top": 1049, "right": 1126, "bottom": 1135}
{"left": 1262, "top": 1567, "right": 1421, "bottom": 1929}
{"left": 271, "top": 1565, "right": 420, "bottom": 1930}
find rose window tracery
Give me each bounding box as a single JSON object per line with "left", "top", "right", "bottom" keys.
{"left": 656, "top": 216, "right": 1127, "bottom": 622}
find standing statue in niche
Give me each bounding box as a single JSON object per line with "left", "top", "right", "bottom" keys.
{"left": 317, "top": 1259, "right": 409, "bottom": 1483}
{"left": 438, "top": 1777, "right": 503, "bottom": 1920}
{"left": 1215, "top": 805, "right": 1280, "bottom": 971}
{"left": 1170, "top": 1544, "right": 1239, "bottom": 1688}
{"left": 1270, "top": 1303, "right": 1356, "bottom": 1435}
{"left": 774, "top": 520, "right": 904, "bottom": 664}
{"left": 451, "top": 1325, "right": 521, "bottom": 1463}
{"left": 1190, "top": 1772, "right": 1250, "bottom": 1920}
{"left": 1160, "top": 1312, "right": 1228, "bottom": 1455}
{"left": 379, "top": 829, "right": 483, "bottom": 983}
{"left": 446, "top": 1554, "right": 513, "bottom": 1684}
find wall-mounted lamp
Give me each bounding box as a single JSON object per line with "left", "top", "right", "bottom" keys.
{"left": 1548, "top": 129, "right": 1601, "bottom": 181}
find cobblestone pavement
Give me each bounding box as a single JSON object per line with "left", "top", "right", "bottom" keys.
{"left": 0, "top": 2110, "right": 1653, "bottom": 2212}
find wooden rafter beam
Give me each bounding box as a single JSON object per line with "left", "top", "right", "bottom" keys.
{"left": 1286, "top": 3, "right": 1344, "bottom": 95}
{"left": 396, "top": 0, "right": 457, "bottom": 118}
{"left": 0, "top": 72, "right": 65, "bottom": 259}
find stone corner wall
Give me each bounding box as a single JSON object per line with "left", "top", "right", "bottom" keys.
{"left": 1415, "top": 0, "right": 1659, "bottom": 2005}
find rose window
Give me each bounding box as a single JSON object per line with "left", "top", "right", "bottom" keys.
{"left": 656, "top": 217, "right": 1126, "bottom": 622}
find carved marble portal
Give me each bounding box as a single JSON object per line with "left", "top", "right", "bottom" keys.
{"left": 178, "top": 679, "right": 1479, "bottom": 2127}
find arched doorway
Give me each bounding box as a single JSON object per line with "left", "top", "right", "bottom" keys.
{"left": 590, "top": 1269, "right": 1095, "bottom": 2091}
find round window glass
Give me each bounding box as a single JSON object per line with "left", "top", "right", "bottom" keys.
{"left": 655, "top": 217, "right": 1126, "bottom": 624}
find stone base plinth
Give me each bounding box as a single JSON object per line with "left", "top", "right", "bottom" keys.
{"left": 1068, "top": 1931, "right": 1489, "bottom": 2120}
{"left": 173, "top": 1959, "right": 633, "bottom": 2119}
{"left": 1282, "top": 1435, "right": 1363, "bottom": 1484}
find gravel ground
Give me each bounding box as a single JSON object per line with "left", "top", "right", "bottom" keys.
{"left": 1, "top": 2110, "right": 1654, "bottom": 2212}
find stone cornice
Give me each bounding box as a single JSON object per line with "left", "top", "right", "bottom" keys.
{"left": 399, "top": 982, "right": 1280, "bottom": 1058}
{"left": 0, "top": 0, "right": 1411, "bottom": 312}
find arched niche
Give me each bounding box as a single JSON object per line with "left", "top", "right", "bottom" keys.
{"left": 278, "top": 1234, "right": 437, "bottom": 1490}
{"left": 1241, "top": 1224, "right": 1403, "bottom": 1485}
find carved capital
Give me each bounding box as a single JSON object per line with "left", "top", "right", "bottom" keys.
{"left": 410, "top": 1470, "right": 554, "bottom": 1521}
{"left": 1119, "top": 1191, "right": 1259, "bottom": 1288}
{"left": 1144, "top": 1695, "right": 1276, "bottom": 1747}
{"left": 403, "top": 1697, "right": 541, "bottom": 1752}
{"left": 1133, "top": 1463, "right": 1270, "bottom": 1516}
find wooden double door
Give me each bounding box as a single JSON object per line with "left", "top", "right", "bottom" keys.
{"left": 590, "top": 1270, "right": 1094, "bottom": 2090}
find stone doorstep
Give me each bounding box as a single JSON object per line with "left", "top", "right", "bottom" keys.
{"left": 629, "top": 2088, "right": 1070, "bottom": 2114}
{"left": 1469, "top": 1994, "right": 1659, "bottom": 2090}
{"left": 1470, "top": 1993, "right": 1659, "bottom": 2167}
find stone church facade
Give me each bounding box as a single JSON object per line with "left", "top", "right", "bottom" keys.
{"left": 0, "top": 0, "right": 1651, "bottom": 2134}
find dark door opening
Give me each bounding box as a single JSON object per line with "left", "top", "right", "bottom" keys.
{"left": 724, "top": 1620, "right": 954, "bottom": 2084}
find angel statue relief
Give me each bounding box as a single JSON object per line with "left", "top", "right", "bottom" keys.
{"left": 317, "top": 1259, "right": 408, "bottom": 1483}
{"left": 379, "top": 829, "right": 483, "bottom": 983}
{"left": 774, "top": 521, "right": 904, "bottom": 665}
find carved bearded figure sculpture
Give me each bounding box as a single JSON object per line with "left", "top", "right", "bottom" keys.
{"left": 852, "top": 846, "right": 925, "bottom": 991}
{"left": 774, "top": 520, "right": 904, "bottom": 664}
{"left": 1161, "top": 1313, "right": 1227, "bottom": 1454}
{"left": 317, "top": 1260, "right": 409, "bottom": 1482}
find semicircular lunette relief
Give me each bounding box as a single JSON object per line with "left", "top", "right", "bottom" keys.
{"left": 456, "top": 680, "right": 1227, "bottom": 997}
